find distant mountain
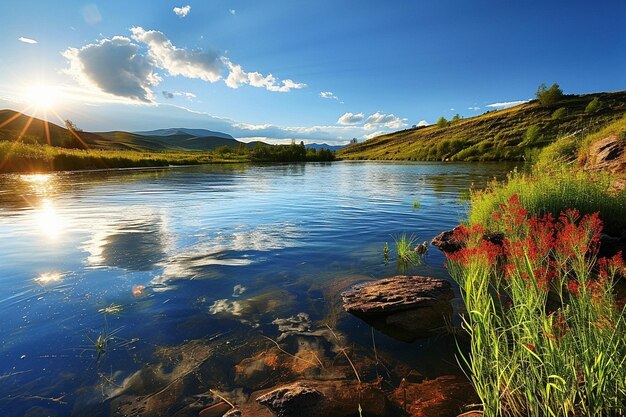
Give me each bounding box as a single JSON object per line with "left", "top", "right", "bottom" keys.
{"left": 134, "top": 128, "right": 234, "bottom": 140}
{"left": 305, "top": 143, "right": 345, "bottom": 151}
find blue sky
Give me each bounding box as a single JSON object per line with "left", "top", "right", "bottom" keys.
{"left": 0, "top": 0, "right": 624, "bottom": 144}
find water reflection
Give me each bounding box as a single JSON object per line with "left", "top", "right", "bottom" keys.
{"left": 33, "top": 271, "right": 64, "bottom": 285}
{"left": 35, "top": 198, "right": 66, "bottom": 240}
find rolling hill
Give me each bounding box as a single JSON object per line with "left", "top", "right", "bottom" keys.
{"left": 0, "top": 110, "right": 263, "bottom": 152}
{"left": 337, "top": 91, "right": 626, "bottom": 161}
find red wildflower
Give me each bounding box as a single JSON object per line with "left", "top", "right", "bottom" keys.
{"left": 493, "top": 194, "right": 528, "bottom": 233}
{"left": 598, "top": 251, "right": 625, "bottom": 281}
{"left": 524, "top": 343, "right": 536, "bottom": 353}
{"left": 567, "top": 280, "right": 579, "bottom": 296}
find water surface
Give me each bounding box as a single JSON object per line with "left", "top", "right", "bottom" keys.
{"left": 0, "top": 161, "right": 517, "bottom": 415}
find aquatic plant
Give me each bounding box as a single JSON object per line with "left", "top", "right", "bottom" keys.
{"left": 393, "top": 233, "right": 416, "bottom": 262}
{"left": 447, "top": 194, "right": 626, "bottom": 416}
{"left": 383, "top": 241, "right": 389, "bottom": 264}
{"left": 412, "top": 198, "right": 421, "bottom": 209}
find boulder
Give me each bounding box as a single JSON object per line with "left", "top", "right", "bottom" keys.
{"left": 257, "top": 383, "right": 323, "bottom": 417}
{"left": 342, "top": 276, "right": 454, "bottom": 342}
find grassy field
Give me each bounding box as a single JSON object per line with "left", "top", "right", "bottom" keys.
{"left": 337, "top": 91, "right": 626, "bottom": 161}
{"left": 0, "top": 141, "right": 335, "bottom": 173}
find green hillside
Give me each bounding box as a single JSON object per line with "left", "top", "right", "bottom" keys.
{"left": 337, "top": 91, "right": 626, "bottom": 161}
{"left": 0, "top": 110, "right": 252, "bottom": 152}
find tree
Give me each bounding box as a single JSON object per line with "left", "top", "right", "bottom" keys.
{"left": 451, "top": 114, "right": 461, "bottom": 124}
{"left": 436, "top": 116, "right": 448, "bottom": 128}
{"left": 536, "top": 83, "right": 563, "bottom": 106}
{"left": 349, "top": 138, "right": 358, "bottom": 145}
{"left": 61, "top": 119, "right": 84, "bottom": 148}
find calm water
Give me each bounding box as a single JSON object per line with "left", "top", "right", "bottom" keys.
{"left": 0, "top": 161, "right": 517, "bottom": 416}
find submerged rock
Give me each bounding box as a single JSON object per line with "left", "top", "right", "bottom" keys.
{"left": 389, "top": 375, "right": 478, "bottom": 417}
{"left": 256, "top": 380, "right": 393, "bottom": 417}
{"left": 341, "top": 276, "right": 454, "bottom": 342}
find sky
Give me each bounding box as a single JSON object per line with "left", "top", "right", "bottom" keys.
{"left": 0, "top": 0, "right": 624, "bottom": 144}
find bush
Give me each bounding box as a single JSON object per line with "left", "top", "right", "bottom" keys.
{"left": 436, "top": 116, "right": 448, "bottom": 128}
{"left": 536, "top": 83, "right": 564, "bottom": 106}
{"left": 524, "top": 125, "right": 543, "bottom": 146}
{"left": 585, "top": 97, "right": 602, "bottom": 113}
{"left": 551, "top": 107, "right": 567, "bottom": 120}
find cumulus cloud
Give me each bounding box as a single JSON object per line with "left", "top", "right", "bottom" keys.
{"left": 62, "top": 36, "right": 160, "bottom": 102}
{"left": 486, "top": 100, "right": 529, "bottom": 109}
{"left": 416, "top": 120, "right": 429, "bottom": 127}
{"left": 18, "top": 37, "right": 38, "bottom": 44}
{"left": 161, "top": 90, "right": 196, "bottom": 100}
{"left": 320, "top": 91, "right": 338, "bottom": 100}
{"left": 363, "top": 131, "right": 387, "bottom": 140}
{"left": 63, "top": 27, "right": 306, "bottom": 101}
{"left": 337, "top": 112, "right": 365, "bottom": 125}
{"left": 173, "top": 5, "right": 191, "bottom": 17}
{"left": 131, "top": 27, "right": 223, "bottom": 82}
{"left": 223, "top": 58, "right": 306, "bottom": 92}
{"left": 363, "top": 112, "right": 407, "bottom": 130}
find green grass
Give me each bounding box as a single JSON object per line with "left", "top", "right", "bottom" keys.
{"left": 0, "top": 141, "right": 335, "bottom": 173}
{"left": 337, "top": 91, "right": 626, "bottom": 161}
{"left": 393, "top": 233, "right": 420, "bottom": 264}
{"left": 468, "top": 169, "right": 626, "bottom": 234}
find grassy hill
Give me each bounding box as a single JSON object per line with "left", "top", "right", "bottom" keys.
{"left": 337, "top": 91, "right": 626, "bottom": 161}
{"left": 0, "top": 110, "right": 254, "bottom": 152}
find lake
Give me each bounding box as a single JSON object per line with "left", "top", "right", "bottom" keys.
{"left": 0, "top": 161, "right": 517, "bottom": 416}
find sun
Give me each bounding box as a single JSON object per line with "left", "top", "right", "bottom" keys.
{"left": 23, "top": 84, "right": 58, "bottom": 109}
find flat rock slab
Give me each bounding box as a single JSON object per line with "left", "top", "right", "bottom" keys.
{"left": 342, "top": 276, "right": 454, "bottom": 342}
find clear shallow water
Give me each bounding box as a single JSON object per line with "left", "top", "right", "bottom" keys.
{"left": 0, "top": 161, "right": 517, "bottom": 415}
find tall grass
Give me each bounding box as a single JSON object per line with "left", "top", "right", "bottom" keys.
{"left": 393, "top": 233, "right": 419, "bottom": 264}
{"left": 469, "top": 169, "right": 626, "bottom": 233}
{"left": 447, "top": 195, "right": 626, "bottom": 416}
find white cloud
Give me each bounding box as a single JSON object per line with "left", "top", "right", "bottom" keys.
{"left": 320, "top": 91, "right": 338, "bottom": 100}
{"left": 161, "top": 90, "right": 196, "bottom": 100}
{"left": 131, "top": 27, "right": 223, "bottom": 83}
{"left": 62, "top": 36, "right": 161, "bottom": 102}
{"left": 223, "top": 58, "right": 306, "bottom": 92}
{"left": 229, "top": 9, "right": 236, "bottom": 15}
{"left": 63, "top": 27, "right": 306, "bottom": 101}
{"left": 486, "top": 100, "right": 529, "bottom": 109}
{"left": 18, "top": 37, "right": 38, "bottom": 44}
{"left": 173, "top": 5, "right": 191, "bottom": 17}
{"left": 337, "top": 112, "right": 365, "bottom": 125}
{"left": 416, "top": 120, "right": 429, "bottom": 127}
{"left": 363, "top": 131, "right": 387, "bottom": 140}
{"left": 468, "top": 106, "right": 480, "bottom": 111}
{"left": 363, "top": 112, "right": 407, "bottom": 130}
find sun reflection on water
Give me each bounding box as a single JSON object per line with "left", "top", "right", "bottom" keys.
{"left": 35, "top": 198, "right": 65, "bottom": 239}
{"left": 34, "top": 272, "right": 64, "bottom": 285}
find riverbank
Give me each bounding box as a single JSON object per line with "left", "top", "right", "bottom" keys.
{"left": 0, "top": 141, "right": 335, "bottom": 173}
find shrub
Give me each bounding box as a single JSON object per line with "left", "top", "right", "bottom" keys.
{"left": 536, "top": 83, "right": 564, "bottom": 106}
{"left": 585, "top": 97, "right": 602, "bottom": 113}
{"left": 436, "top": 116, "right": 448, "bottom": 128}
{"left": 524, "top": 125, "right": 543, "bottom": 146}
{"left": 551, "top": 107, "right": 567, "bottom": 120}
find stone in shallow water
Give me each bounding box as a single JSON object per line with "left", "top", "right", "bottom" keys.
{"left": 341, "top": 275, "right": 454, "bottom": 342}
{"left": 256, "top": 380, "right": 393, "bottom": 417}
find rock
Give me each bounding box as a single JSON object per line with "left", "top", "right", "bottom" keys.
{"left": 256, "top": 380, "right": 393, "bottom": 417}
{"left": 583, "top": 133, "right": 626, "bottom": 175}
{"left": 199, "top": 402, "right": 233, "bottom": 417}
{"left": 257, "top": 383, "right": 323, "bottom": 417}
{"left": 389, "top": 375, "right": 479, "bottom": 417}
{"left": 431, "top": 228, "right": 465, "bottom": 253}
{"left": 223, "top": 408, "right": 242, "bottom": 417}
{"left": 342, "top": 276, "right": 454, "bottom": 342}
{"left": 431, "top": 228, "right": 504, "bottom": 254}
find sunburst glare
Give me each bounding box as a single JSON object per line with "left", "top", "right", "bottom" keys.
{"left": 23, "top": 84, "right": 58, "bottom": 110}
{"left": 34, "top": 272, "right": 64, "bottom": 285}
